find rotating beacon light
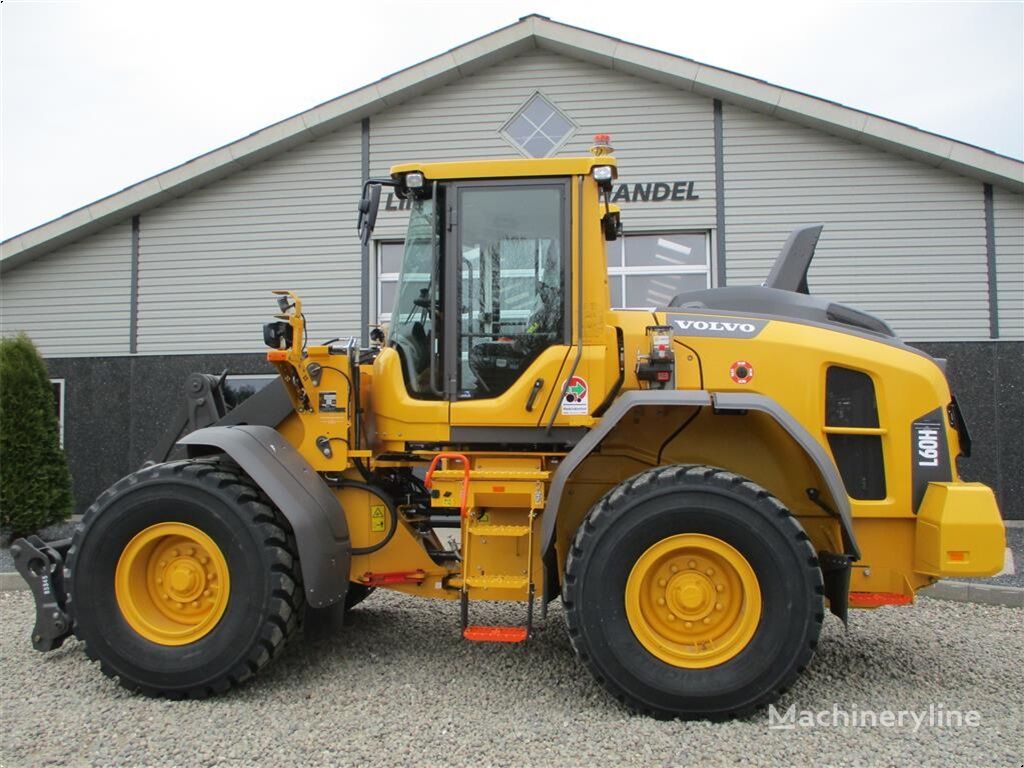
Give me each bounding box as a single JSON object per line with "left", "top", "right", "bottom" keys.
{"left": 590, "top": 133, "right": 614, "bottom": 156}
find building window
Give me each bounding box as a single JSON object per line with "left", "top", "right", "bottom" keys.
{"left": 500, "top": 92, "right": 576, "bottom": 158}
{"left": 50, "top": 378, "right": 65, "bottom": 448}
{"left": 379, "top": 233, "right": 711, "bottom": 318}
{"left": 606, "top": 233, "right": 711, "bottom": 309}
{"left": 376, "top": 240, "right": 406, "bottom": 324}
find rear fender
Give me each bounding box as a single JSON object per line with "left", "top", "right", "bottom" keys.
{"left": 178, "top": 425, "right": 350, "bottom": 608}
{"left": 541, "top": 390, "right": 859, "bottom": 602}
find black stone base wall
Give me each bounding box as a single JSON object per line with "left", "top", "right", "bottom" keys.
{"left": 46, "top": 353, "right": 272, "bottom": 516}
{"left": 913, "top": 341, "right": 1022, "bottom": 520}
{"left": 44, "top": 342, "right": 1023, "bottom": 519}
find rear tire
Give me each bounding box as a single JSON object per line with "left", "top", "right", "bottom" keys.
{"left": 563, "top": 464, "right": 823, "bottom": 719}
{"left": 66, "top": 460, "right": 305, "bottom": 698}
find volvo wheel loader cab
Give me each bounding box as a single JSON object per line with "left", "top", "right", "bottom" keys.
{"left": 13, "top": 137, "right": 1007, "bottom": 719}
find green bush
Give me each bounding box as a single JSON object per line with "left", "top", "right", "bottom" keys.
{"left": 0, "top": 333, "right": 73, "bottom": 538}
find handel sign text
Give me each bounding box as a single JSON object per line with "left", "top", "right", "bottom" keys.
{"left": 381, "top": 180, "right": 699, "bottom": 212}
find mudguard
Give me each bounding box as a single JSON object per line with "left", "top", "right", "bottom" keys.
{"left": 540, "top": 389, "right": 860, "bottom": 601}
{"left": 178, "top": 425, "right": 350, "bottom": 608}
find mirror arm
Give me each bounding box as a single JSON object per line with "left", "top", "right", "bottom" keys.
{"left": 357, "top": 178, "right": 398, "bottom": 245}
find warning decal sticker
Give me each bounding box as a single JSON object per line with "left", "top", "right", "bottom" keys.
{"left": 730, "top": 361, "right": 754, "bottom": 384}
{"left": 318, "top": 391, "right": 343, "bottom": 413}
{"left": 561, "top": 376, "right": 589, "bottom": 415}
{"left": 370, "top": 505, "right": 387, "bottom": 532}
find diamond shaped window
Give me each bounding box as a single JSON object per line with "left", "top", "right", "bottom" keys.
{"left": 501, "top": 93, "right": 576, "bottom": 158}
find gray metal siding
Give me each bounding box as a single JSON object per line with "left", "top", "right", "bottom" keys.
{"left": 993, "top": 189, "right": 1023, "bottom": 339}
{"left": 0, "top": 223, "right": 132, "bottom": 356}
{"left": 3, "top": 49, "right": 1014, "bottom": 356}
{"left": 136, "top": 123, "right": 362, "bottom": 353}
{"left": 370, "top": 50, "right": 716, "bottom": 241}
{"left": 722, "top": 104, "right": 990, "bottom": 341}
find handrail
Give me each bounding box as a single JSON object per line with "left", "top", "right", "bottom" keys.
{"left": 424, "top": 452, "right": 472, "bottom": 518}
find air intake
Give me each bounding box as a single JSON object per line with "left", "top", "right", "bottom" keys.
{"left": 825, "top": 367, "right": 885, "bottom": 500}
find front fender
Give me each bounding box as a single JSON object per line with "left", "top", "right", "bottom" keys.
{"left": 178, "top": 425, "right": 350, "bottom": 608}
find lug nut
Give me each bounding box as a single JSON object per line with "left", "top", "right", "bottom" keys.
{"left": 706, "top": 568, "right": 715, "bottom": 577}
{"left": 658, "top": 579, "right": 667, "bottom": 587}
{"left": 688, "top": 560, "right": 696, "bottom": 569}
{"left": 670, "top": 565, "right": 678, "bottom": 573}
{"left": 657, "top": 597, "right": 665, "bottom": 606}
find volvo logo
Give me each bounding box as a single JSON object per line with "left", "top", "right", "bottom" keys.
{"left": 671, "top": 316, "right": 766, "bottom": 338}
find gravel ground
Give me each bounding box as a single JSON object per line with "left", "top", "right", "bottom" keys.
{"left": 959, "top": 525, "right": 1023, "bottom": 589}
{"left": 0, "top": 591, "right": 1021, "bottom": 768}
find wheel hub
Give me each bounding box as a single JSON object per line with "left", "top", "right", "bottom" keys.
{"left": 667, "top": 571, "right": 715, "bottom": 620}
{"left": 115, "top": 523, "right": 230, "bottom": 645}
{"left": 625, "top": 533, "right": 762, "bottom": 669}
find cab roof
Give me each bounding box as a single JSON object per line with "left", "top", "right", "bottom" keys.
{"left": 390, "top": 155, "right": 617, "bottom": 181}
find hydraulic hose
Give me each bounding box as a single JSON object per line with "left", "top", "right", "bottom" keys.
{"left": 328, "top": 478, "right": 399, "bottom": 556}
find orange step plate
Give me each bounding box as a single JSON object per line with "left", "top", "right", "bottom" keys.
{"left": 849, "top": 591, "right": 913, "bottom": 608}
{"left": 463, "top": 625, "right": 528, "bottom": 643}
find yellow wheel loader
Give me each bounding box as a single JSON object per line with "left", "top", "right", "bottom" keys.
{"left": 13, "top": 138, "right": 1006, "bottom": 719}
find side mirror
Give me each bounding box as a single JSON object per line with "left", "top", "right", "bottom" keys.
{"left": 357, "top": 184, "right": 382, "bottom": 246}
{"left": 602, "top": 210, "right": 622, "bottom": 242}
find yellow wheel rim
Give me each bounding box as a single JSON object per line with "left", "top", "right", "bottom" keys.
{"left": 115, "top": 523, "right": 230, "bottom": 646}
{"left": 625, "top": 533, "right": 762, "bottom": 669}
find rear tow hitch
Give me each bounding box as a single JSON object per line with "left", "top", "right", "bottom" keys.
{"left": 11, "top": 536, "right": 73, "bottom": 652}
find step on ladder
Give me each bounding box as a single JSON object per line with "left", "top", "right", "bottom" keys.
{"left": 460, "top": 508, "right": 537, "bottom": 644}
{"left": 424, "top": 453, "right": 539, "bottom": 644}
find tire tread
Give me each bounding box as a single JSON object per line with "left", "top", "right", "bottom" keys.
{"left": 563, "top": 463, "right": 823, "bottom": 720}
{"left": 65, "top": 459, "right": 305, "bottom": 699}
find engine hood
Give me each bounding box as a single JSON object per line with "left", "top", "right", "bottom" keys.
{"left": 668, "top": 285, "right": 895, "bottom": 339}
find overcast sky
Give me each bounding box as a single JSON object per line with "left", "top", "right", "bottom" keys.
{"left": 2, "top": 0, "right": 1022, "bottom": 240}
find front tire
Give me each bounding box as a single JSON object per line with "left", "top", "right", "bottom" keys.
{"left": 563, "top": 464, "right": 823, "bottom": 719}
{"left": 66, "top": 460, "right": 305, "bottom": 698}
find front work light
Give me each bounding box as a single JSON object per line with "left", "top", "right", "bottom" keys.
{"left": 592, "top": 166, "right": 614, "bottom": 182}
{"left": 405, "top": 171, "right": 425, "bottom": 189}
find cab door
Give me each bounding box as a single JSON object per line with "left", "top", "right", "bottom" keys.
{"left": 446, "top": 180, "right": 572, "bottom": 431}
